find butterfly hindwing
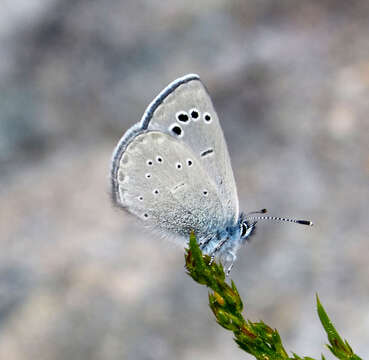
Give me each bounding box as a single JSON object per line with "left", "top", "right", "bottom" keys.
{"left": 115, "top": 131, "right": 225, "bottom": 239}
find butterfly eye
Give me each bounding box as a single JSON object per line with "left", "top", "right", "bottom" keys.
{"left": 241, "top": 222, "right": 248, "bottom": 238}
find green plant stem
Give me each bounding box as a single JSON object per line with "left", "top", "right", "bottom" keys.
{"left": 184, "top": 232, "right": 362, "bottom": 360}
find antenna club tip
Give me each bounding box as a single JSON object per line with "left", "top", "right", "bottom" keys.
{"left": 297, "top": 220, "right": 314, "bottom": 226}
{"left": 261, "top": 208, "right": 268, "bottom": 213}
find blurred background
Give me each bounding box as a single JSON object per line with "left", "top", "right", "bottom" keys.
{"left": 1, "top": 1, "right": 369, "bottom": 359}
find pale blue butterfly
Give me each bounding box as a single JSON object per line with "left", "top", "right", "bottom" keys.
{"left": 111, "top": 74, "right": 312, "bottom": 273}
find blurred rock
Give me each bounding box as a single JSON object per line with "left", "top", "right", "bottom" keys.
{"left": 1, "top": 1, "right": 369, "bottom": 359}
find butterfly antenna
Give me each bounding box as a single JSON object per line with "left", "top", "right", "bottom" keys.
{"left": 245, "top": 214, "right": 313, "bottom": 226}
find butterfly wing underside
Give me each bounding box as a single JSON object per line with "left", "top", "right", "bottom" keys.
{"left": 115, "top": 131, "right": 225, "bottom": 239}
{"left": 111, "top": 74, "right": 239, "bottom": 239}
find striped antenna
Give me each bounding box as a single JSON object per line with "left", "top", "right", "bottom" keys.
{"left": 245, "top": 215, "right": 313, "bottom": 226}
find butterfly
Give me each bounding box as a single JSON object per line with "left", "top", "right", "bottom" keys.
{"left": 111, "top": 74, "right": 312, "bottom": 274}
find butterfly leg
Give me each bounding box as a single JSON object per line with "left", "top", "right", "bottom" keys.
{"left": 208, "top": 237, "right": 228, "bottom": 265}
{"left": 226, "top": 262, "right": 234, "bottom": 276}
{"left": 225, "top": 252, "right": 236, "bottom": 276}
{"left": 199, "top": 235, "right": 213, "bottom": 251}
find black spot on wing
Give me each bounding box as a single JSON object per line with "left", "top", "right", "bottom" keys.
{"left": 201, "top": 148, "right": 214, "bottom": 157}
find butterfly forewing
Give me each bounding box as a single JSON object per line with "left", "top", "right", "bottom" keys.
{"left": 144, "top": 76, "right": 239, "bottom": 223}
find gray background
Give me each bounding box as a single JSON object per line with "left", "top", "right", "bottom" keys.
{"left": 1, "top": 1, "right": 369, "bottom": 359}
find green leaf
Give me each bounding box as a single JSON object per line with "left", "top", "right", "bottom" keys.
{"left": 316, "top": 295, "right": 362, "bottom": 360}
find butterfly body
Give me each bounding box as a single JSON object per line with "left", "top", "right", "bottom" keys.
{"left": 111, "top": 74, "right": 309, "bottom": 273}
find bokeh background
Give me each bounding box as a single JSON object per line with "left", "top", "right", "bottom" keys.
{"left": 1, "top": 1, "right": 369, "bottom": 359}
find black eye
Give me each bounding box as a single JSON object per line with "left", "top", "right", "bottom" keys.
{"left": 241, "top": 223, "right": 248, "bottom": 237}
